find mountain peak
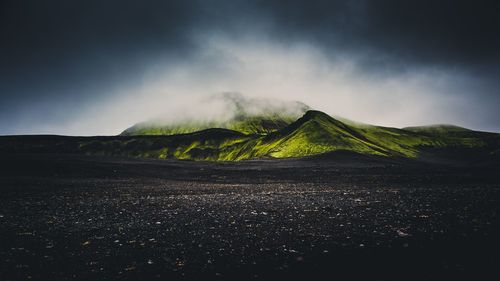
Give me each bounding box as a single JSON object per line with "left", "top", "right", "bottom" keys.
{"left": 213, "top": 92, "right": 310, "bottom": 119}
{"left": 302, "top": 110, "right": 333, "bottom": 120}
{"left": 121, "top": 93, "right": 310, "bottom": 136}
{"left": 291, "top": 110, "right": 343, "bottom": 128}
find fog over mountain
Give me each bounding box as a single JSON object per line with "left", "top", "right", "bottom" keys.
{"left": 1, "top": 0, "right": 499, "bottom": 135}
{"left": 121, "top": 93, "right": 310, "bottom": 135}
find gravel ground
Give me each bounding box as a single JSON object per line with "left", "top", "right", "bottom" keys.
{"left": 1, "top": 153, "right": 499, "bottom": 280}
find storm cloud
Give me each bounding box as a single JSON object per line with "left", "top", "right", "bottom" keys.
{"left": 1, "top": 0, "right": 499, "bottom": 135}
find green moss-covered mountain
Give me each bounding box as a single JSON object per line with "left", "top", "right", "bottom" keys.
{"left": 2, "top": 109, "right": 499, "bottom": 162}
{"left": 121, "top": 93, "right": 310, "bottom": 136}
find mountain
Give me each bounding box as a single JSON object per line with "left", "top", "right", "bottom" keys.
{"left": 3, "top": 109, "right": 499, "bottom": 164}
{"left": 403, "top": 124, "right": 471, "bottom": 134}
{"left": 115, "top": 110, "right": 430, "bottom": 160}
{"left": 121, "top": 93, "right": 310, "bottom": 136}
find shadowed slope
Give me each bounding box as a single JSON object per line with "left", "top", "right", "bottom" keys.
{"left": 1, "top": 110, "right": 499, "bottom": 162}
{"left": 403, "top": 124, "right": 471, "bottom": 134}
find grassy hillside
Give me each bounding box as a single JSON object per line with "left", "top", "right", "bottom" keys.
{"left": 2, "top": 110, "right": 499, "bottom": 162}
{"left": 121, "top": 93, "right": 309, "bottom": 136}
{"left": 121, "top": 114, "right": 299, "bottom": 136}
{"left": 403, "top": 124, "right": 471, "bottom": 134}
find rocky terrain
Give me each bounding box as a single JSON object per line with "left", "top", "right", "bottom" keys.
{"left": 1, "top": 153, "right": 499, "bottom": 280}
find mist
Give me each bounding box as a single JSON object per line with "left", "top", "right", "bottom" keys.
{"left": 23, "top": 35, "right": 490, "bottom": 136}
{"left": 2, "top": 0, "right": 499, "bottom": 135}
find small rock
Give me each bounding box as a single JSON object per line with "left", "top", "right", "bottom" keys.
{"left": 397, "top": 229, "right": 410, "bottom": 237}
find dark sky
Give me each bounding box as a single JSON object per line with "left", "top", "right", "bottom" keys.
{"left": 1, "top": 0, "right": 500, "bottom": 135}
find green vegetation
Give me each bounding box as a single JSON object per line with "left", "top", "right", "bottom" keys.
{"left": 2, "top": 110, "right": 499, "bottom": 161}
{"left": 75, "top": 110, "right": 500, "bottom": 160}
{"left": 121, "top": 92, "right": 309, "bottom": 136}
{"left": 403, "top": 124, "right": 471, "bottom": 134}
{"left": 121, "top": 114, "right": 299, "bottom": 136}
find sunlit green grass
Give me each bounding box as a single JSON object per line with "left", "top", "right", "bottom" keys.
{"left": 75, "top": 110, "right": 499, "bottom": 161}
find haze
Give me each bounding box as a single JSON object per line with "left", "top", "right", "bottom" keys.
{"left": 1, "top": 0, "right": 499, "bottom": 135}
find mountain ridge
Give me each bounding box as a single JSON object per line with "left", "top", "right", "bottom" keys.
{"left": 121, "top": 93, "right": 310, "bottom": 136}
{"left": 1, "top": 109, "right": 499, "bottom": 163}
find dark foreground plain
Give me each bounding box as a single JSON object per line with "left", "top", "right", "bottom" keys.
{"left": 1, "top": 153, "right": 500, "bottom": 280}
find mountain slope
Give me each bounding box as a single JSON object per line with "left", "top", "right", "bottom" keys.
{"left": 121, "top": 93, "right": 309, "bottom": 136}
{"left": 2, "top": 110, "right": 499, "bottom": 162}
{"left": 121, "top": 115, "right": 299, "bottom": 136}
{"left": 403, "top": 124, "right": 471, "bottom": 134}
{"left": 245, "top": 111, "right": 448, "bottom": 158}
{"left": 116, "top": 110, "right": 499, "bottom": 160}
{"left": 257, "top": 111, "right": 388, "bottom": 158}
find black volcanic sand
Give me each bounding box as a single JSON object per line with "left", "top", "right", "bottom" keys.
{"left": 1, "top": 153, "right": 500, "bottom": 280}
